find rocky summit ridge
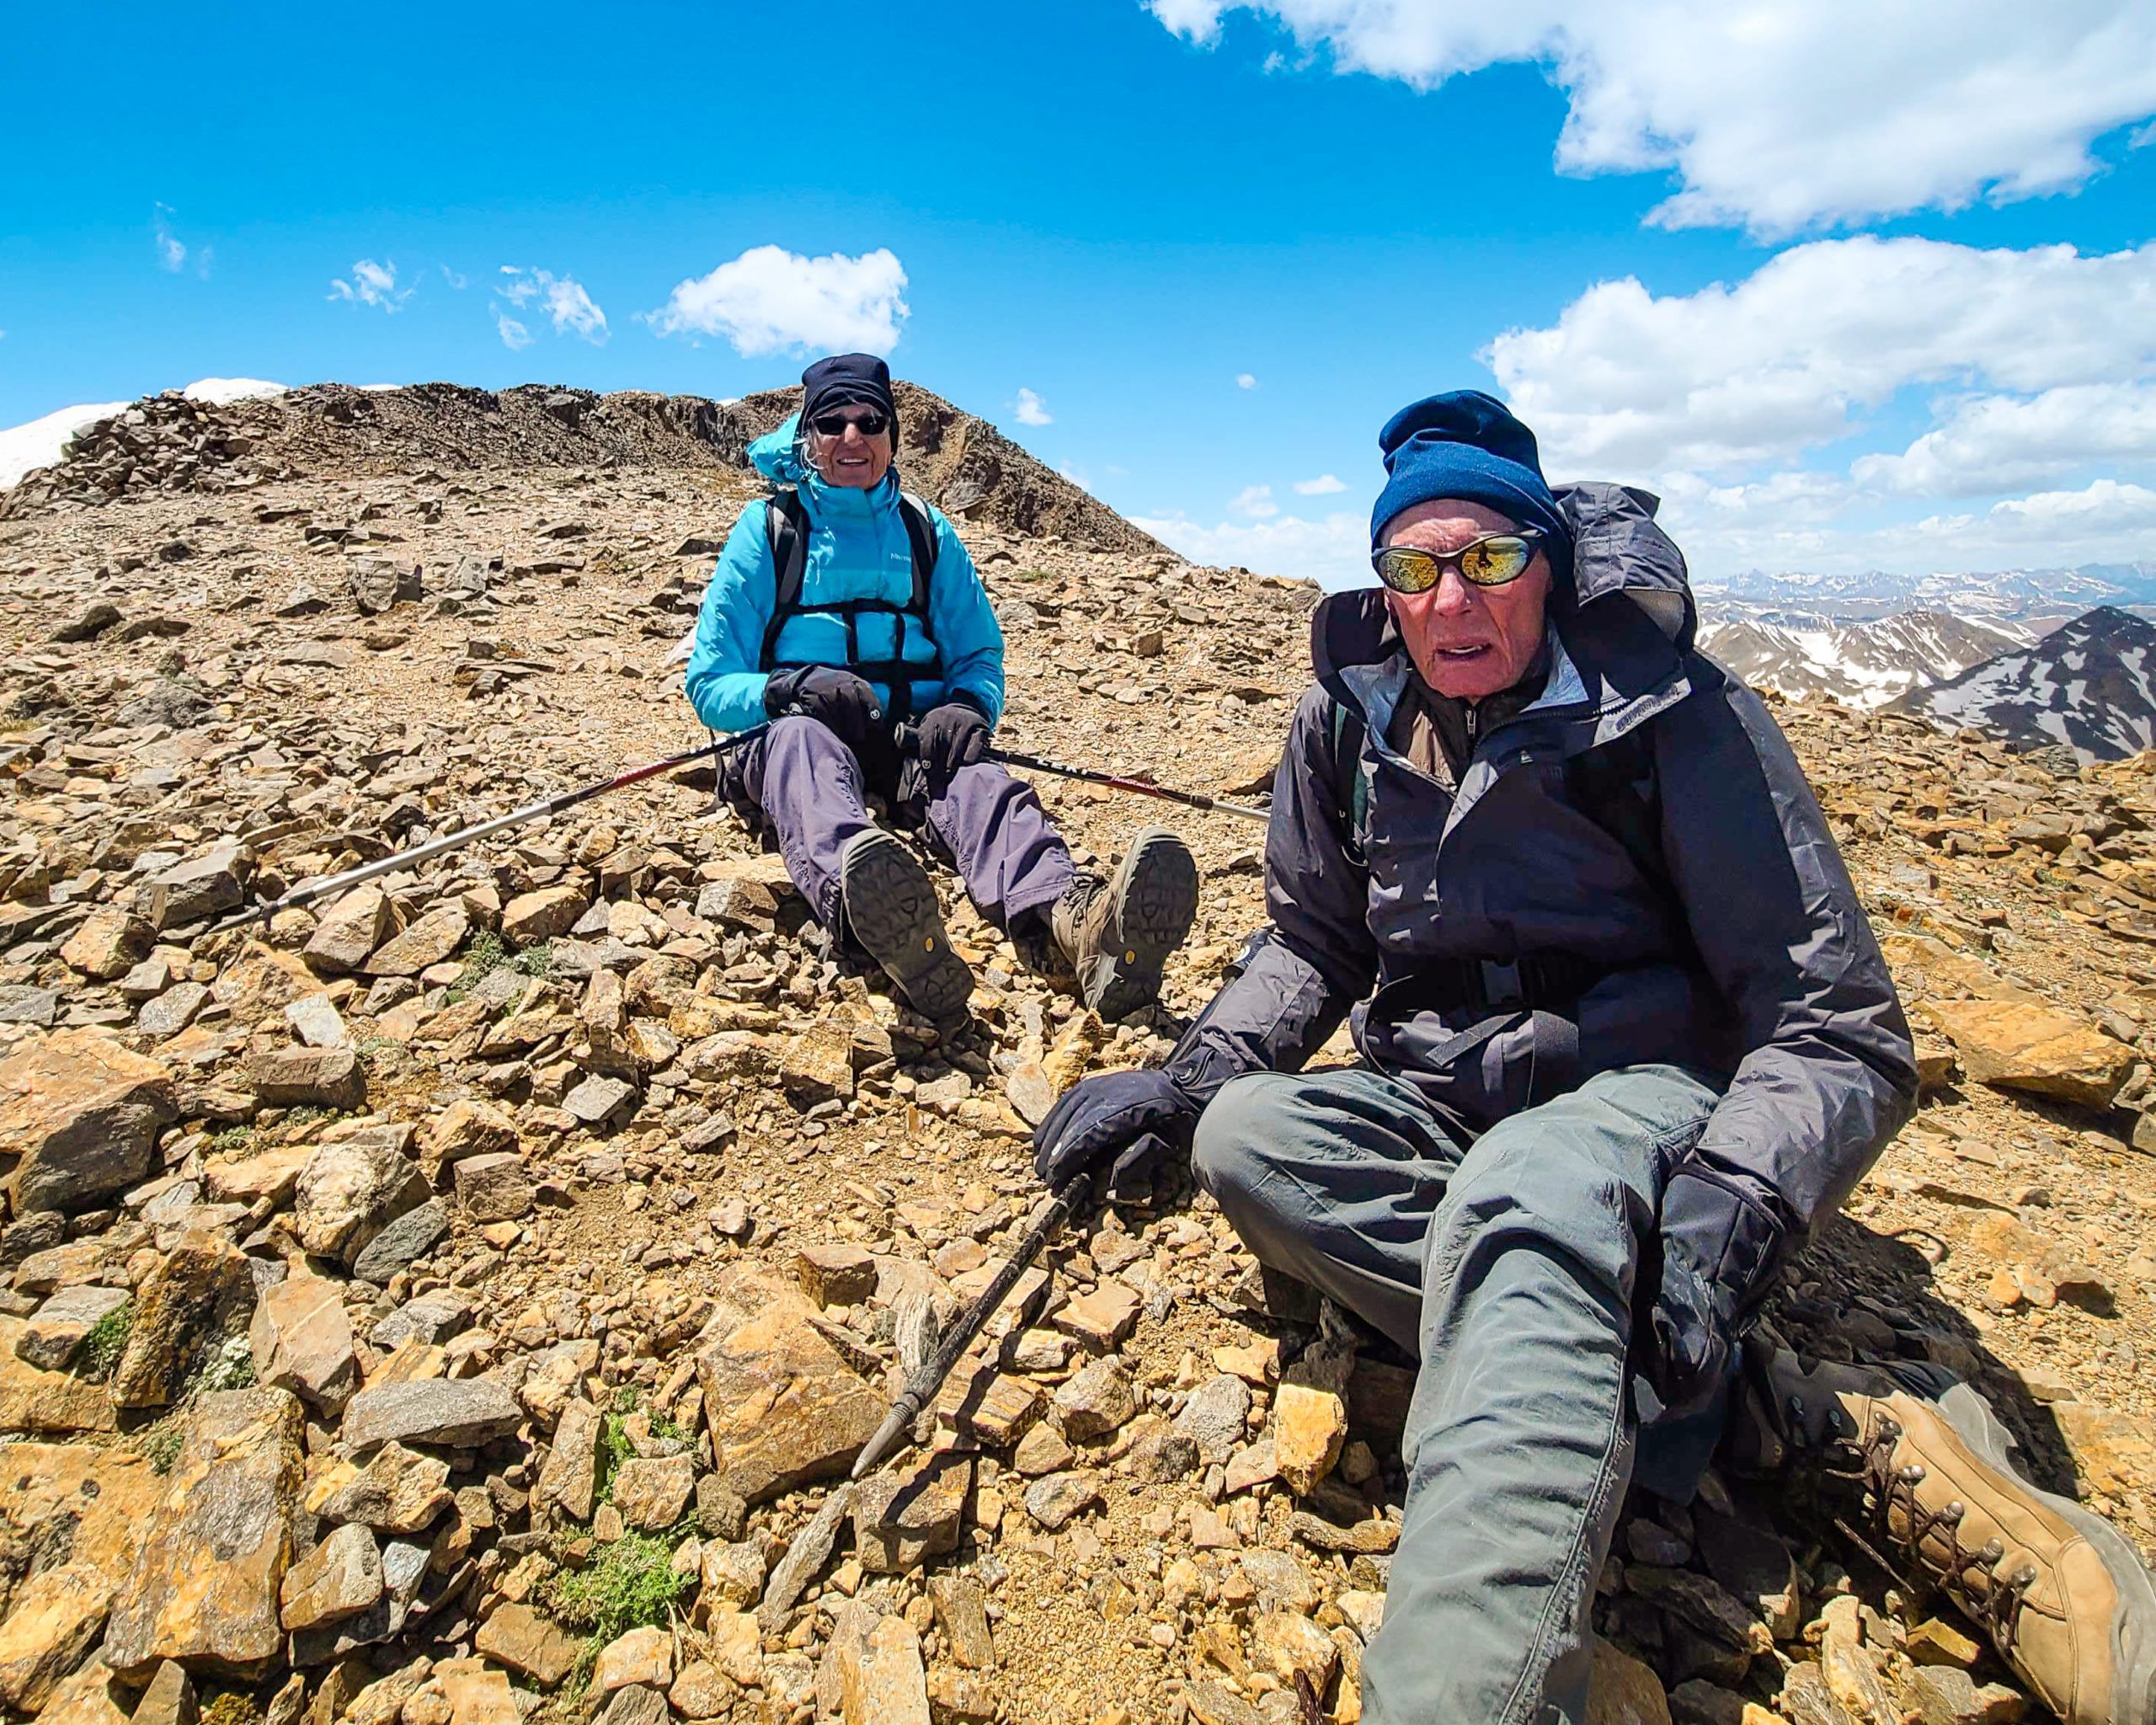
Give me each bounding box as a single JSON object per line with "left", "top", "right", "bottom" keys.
{"left": 0, "top": 379, "right": 1164, "bottom": 560}
{"left": 0, "top": 383, "right": 2153, "bottom": 1725}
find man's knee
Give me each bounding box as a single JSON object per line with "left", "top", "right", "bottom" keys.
{"left": 1191, "top": 1071, "right": 1299, "bottom": 1212}
{"left": 1440, "top": 1102, "right": 1661, "bottom": 1285}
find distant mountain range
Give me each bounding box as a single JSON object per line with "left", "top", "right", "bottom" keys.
{"left": 1697, "top": 607, "right": 2034, "bottom": 709}
{"left": 1697, "top": 561, "right": 2156, "bottom": 623}
{"left": 1885, "top": 606, "right": 2156, "bottom": 762}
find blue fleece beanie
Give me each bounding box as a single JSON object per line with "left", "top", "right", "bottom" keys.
{"left": 1370, "top": 390, "right": 1568, "bottom": 555}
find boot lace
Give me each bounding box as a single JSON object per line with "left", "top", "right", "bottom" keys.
{"left": 1831, "top": 1406, "right": 2037, "bottom": 1662}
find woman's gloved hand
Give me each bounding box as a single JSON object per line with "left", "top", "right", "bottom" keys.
{"left": 764, "top": 666, "right": 884, "bottom": 755}
{"left": 914, "top": 699, "right": 991, "bottom": 787}
{"left": 1033, "top": 1067, "right": 1200, "bottom": 1193}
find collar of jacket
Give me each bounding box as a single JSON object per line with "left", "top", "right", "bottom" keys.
{"left": 795, "top": 466, "right": 899, "bottom": 525}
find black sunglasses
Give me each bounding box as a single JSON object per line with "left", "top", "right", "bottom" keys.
{"left": 809, "top": 409, "right": 889, "bottom": 438}
{"left": 1372, "top": 527, "right": 1547, "bottom": 594}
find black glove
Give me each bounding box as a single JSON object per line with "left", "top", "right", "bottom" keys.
{"left": 1033, "top": 1067, "right": 1201, "bottom": 1192}
{"left": 914, "top": 698, "right": 991, "bottom": 786}
{"left": 1642, "top": 1166, "right": 1785, "bottom": 1419}
{"left": 764, "top": 666, "right": 884, "bottom": 755}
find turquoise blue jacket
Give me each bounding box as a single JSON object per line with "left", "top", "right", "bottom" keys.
{"left": 683, "top": 416, "right": 1006, "bottom": 734}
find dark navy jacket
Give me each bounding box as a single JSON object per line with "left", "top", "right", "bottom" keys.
{"left": 1173, "top": 483, "right": 1918, "bottom": 1258}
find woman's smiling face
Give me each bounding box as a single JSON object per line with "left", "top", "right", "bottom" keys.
{"left": 808, "top": 408, "right": 894, "bottom": 489}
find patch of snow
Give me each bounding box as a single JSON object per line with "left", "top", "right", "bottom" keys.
{"left": 183, "top": 377, "right": 286, "bottom": 405}
{"left": 0, "top": 401, "right": 130, "bottom": 489}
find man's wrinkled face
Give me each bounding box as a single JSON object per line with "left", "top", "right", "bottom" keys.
{"left": 1380, "top": 498, "right": 1552, "bottom": 701}
{"left": 808, "top": 407, "right": 894, "bottom": 490}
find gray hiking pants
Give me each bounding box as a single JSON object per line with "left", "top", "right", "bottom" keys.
{"left": 1192, "top": 1062, "right": 1721, "bottom": 1725}
{"left": 729, "top": 713, "right": 1073, "bottom": 931}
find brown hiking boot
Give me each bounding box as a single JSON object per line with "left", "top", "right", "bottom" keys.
{"left": 1047, "top": 828, "right": 1198, "bottom": 1020}
{"left": 1742, "top": 1348, "right": 2156, "bottom": 1725}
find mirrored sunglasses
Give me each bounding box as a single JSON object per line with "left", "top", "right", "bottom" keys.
{"left": 1372, "top": 528, "right": 1546, "bottom": 594}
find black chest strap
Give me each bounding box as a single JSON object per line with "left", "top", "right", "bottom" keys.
{"left": 759, "top": 488, "right": 942, "bottom": 718}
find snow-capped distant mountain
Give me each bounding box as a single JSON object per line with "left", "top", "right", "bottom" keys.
{"left": 1886, "top": 607, "right": 2156, "bottom": 761}
{"left": 1698, "top": 607, "right": 2033, "bottom": 708}
{"left": 1697, "top": 563, "right": 2156, "bottom": 623}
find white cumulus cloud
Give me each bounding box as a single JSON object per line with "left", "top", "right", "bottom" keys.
{"left": 329, "top": 259, "right": 413, "bottom": 312}
{"left": 1233, "top": 484, "right": 1281, "bottom": 517}
{"left": 1294, "top": 473, "right": 1347, "bottom": 494}
{"left": 1145, "top": 0, "right": 2156, "bottom": 234}
{"left": 1852, "top": 382, "right": 2156, "bottom": 498}
{"left": 1013, "top": 387, "right": 1053, "bottom": 426}
{"left": 1235, "top": 372, "right": 1258, "bottom": 390}
{"left": 1882, "top": 478, "right": 2156, "bottom": 568}
{"left": 494, "top": 308, "right": 533, "bottom": 351}
{"left": 1486, "top": 237, "right": 2156, "bottom": 478}
{"left": 646, "top": 245, "right": 909, "bottom": 357}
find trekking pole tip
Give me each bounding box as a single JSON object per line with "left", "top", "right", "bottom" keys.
{"left": 852, "top": 1402, "right": 915, "bottom": 1481}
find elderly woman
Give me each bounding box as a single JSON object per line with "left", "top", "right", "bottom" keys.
{"left": 685, "top": 352, "right": 1196, "bottom": 1027}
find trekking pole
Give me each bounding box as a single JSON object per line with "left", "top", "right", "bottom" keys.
{"left": 985, "top": 746, "right": 1271, "bottom": 823}
{"left": 851, "top": 1167, "right": 1095, "bottom": 1480}
{"left": 893, "top": 725, "right": 1269, "bottom": 824}
{"left": 200, "top": 725, "right": 770, "bottom": 936}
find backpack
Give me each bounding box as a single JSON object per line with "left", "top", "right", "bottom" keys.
{"left": 758, "top": 487, "right": 942, "bottom": 721}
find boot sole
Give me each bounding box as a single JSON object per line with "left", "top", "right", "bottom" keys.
{"left": 1928, "top": 1384, "right": 2156, "bottom": 1725}
{"left": 839, "top": 830, "right": 974, "bottom": 1027}
{"left": 1081, "top": 829, "right": 1198, "bottom": 1022}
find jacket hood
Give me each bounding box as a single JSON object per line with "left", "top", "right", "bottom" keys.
{"left": 749, "top": 414, "right": 812, "bottom": 486}
{"left": 1558, "top": 481, "right": 1694, "bottom": 651}
{"left": 1311, "top": 478, "right": 1697, "bottom": 734}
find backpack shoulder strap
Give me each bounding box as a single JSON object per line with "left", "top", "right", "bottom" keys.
{"left": 899, "top": 491, "right": 939, "bottom": 611}
{"left": 1327, "top": 697, "right": 1371, "bottom": 867}
{"left": 759, "top": 489, "right": 810, "bottom": 670}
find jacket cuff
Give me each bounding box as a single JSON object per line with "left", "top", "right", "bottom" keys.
{"left": 941, "top": 688, "right": 995, "bottom": 724}
{"left": 1660, "top": 1164, "right": 1785, "bottom": 1318}
{"left": 1165, "top": 930, "right": 1348, "bottom": 1104}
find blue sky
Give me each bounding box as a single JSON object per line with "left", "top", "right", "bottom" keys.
{"left": 3, "top": 1, "right": 2153, "bottom": 586}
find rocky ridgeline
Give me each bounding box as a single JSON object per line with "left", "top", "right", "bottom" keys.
{"left": 0, "top": 382, "right": 1163, "bottom": 562}
{"left": 0, "top": 398, "right": 2151, "bottom": 1725}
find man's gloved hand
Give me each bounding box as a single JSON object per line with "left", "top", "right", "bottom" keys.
{"left": 1643, "top": 1166, "right": 1785, "bottom": 1419}
{"left": 764, "top": 666, "right": 884, "bottom": 755}
{"left": 914, "top": 699, "right": 991, "bottom": 786}
{"left": 1033, "top": 1068, "right": 1200, "bottom": 1192}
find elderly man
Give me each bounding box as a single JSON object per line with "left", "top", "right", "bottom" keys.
{"left": 686, "top": 353, "right": 1196, "bottom": 1026}
{"left": 1033, "top": 393, "right": 2156, "bottom": 1724}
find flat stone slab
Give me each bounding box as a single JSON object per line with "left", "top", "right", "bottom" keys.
{"left": 1, "top": 1029, "right": 175, "bottom": 1215}
{"left": 340, "top": 1377, "right": 521, "bottom": 1454}
{"left": 103, "top": 1388, "right": 306, "bottom": 1681}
